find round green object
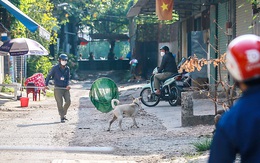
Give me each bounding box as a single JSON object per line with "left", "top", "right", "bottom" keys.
{"left": 89, "top": 77, "right": 119, "bottom": 113}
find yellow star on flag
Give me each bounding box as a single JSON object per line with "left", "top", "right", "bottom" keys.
{"left": 161, "top": 2, "right": 168, "bottom": 11}
{"left": 156, "top": 0, "right": 173, "bottom": 20}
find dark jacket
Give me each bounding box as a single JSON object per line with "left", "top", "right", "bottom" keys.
{"left": 45, "top": 64, "right": 70, "bottom": 88}
{"left": 158, "top": 52, "right": 177, "bottom": 74}
{"left": 209, "top": 85, "right": 260, "bottom": 163}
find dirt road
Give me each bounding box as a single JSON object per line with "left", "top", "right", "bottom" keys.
{"left": 0, "top": 78, "right": 214, "bottom": 163}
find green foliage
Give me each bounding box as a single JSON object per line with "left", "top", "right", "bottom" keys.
{"left": 27, "top": 56, "right": 53, "bottom": 78}
{"left": 10, "top": 0, "right": 58, "bottom": 47}
{"left": 193, "top": 138, "right": 212, "bottom": 152}
{"left": 82, "top": 0, "right": 132, "bottom": 34}
{"left": 2, "top": 74, "right": 12, "bottom": 84}
{"left": 251, "top": 0, "right": 258, "bottom": 5}
{"left": 51, "top": 0, "right": 88, "bottom": 24}
{"left": 51, "top": 0, "right": 132, "bottom": 56}
{"left": 51, "top": 0, "right": 132, "bottom": 34}
{"left": 1, "top": 74, "right": 14, "bottom": 93}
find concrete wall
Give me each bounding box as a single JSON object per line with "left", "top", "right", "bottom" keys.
{"left": 181, "top": 91, "right": 215, "bottom": 127}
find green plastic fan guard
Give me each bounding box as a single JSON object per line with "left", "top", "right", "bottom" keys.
{"left": 89, "top": 77, "right": 119, "bottom": 113}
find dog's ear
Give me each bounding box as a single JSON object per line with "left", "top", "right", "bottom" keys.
{"left": 138, "top": 96, "right": 142, "bottom": 100}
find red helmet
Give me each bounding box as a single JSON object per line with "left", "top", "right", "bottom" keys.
{"left": 226, "top": 34, "right": 260, "bottom": 82}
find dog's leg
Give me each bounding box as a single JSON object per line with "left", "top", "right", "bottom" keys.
{"left": 118, "top": 115, "right": 124, "bottom": 131}
{"left": 131, "top": 117, "right": 139, "bottom": 128}
{"left": 107, "top": 115, "right": 117, "bottom": 131}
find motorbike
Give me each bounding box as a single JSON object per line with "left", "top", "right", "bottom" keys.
{"left": 140, "top": 58, "right": 191, "bottom": 107}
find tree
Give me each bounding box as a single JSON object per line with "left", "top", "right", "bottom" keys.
{"left": 10, "top": 0, "right": 58, "bottom": 47}
{"left": 83, "top": 0, "right": 131, "bottom": 32}
{"left": 27, "top": 56, "right": 52, "bottom": 78}
{"left": 9, "top": 0, "right": 58, "bottom": 77}
{"left": 82, "top": 0, "right": 132, "bottom": 51}
{"left": 50, "top": 0, "right": 133, "bottom": 53}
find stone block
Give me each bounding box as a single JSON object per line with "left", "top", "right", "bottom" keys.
{"left": 181, "top": 91, "right": 193, "bottom": 116}
{"left": 181, "top": 115, "right": 215, "bottom": 127}
{"left": 181, "top": 91, "right": 215, "bottom": 127}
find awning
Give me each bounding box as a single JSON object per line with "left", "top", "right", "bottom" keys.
{"left": 78, "top": 37, "right": 88, "bottom": 46}
{"left": 126, "top": 0, "right": 210, "bottom": 19}
{"left": 0, "top": 0, "right": 50, "bottom": 40}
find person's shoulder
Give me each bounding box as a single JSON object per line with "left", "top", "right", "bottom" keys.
{"left": 52, "top": 64, "right": 59, "bottom": 69}
{"left": 218, "top": 102, "right": 243, "bottom": 128}
{"left": 164, "top": 52, "right": 171, "bottom": 55}
{"left": 217, "top": 110, "right": 236, "bottom": 133}
{"left": 167, "top": 52, "right": 174, "bottom": 57}
{"left": 163, "top": 53, "right": 172, "bottom": 58}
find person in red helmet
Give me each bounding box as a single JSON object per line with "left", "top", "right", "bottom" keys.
{"left": 209, "top": 34, "right": 260, "bottom": 163}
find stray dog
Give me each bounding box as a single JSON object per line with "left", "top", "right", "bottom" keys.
{"left": 107, "top": 97, "right": 142, "bottom": 131}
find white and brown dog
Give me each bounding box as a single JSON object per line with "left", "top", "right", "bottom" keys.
{"left": 107, "top": 97, "right": 142, "bottom": 131}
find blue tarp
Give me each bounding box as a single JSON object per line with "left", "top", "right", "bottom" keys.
{"left": 0, "top": 0, "right": 39, "bottom": 32}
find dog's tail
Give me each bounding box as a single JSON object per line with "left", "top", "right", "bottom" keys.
{"left": 111, "top": 99, "right": 120, "bottom": 109}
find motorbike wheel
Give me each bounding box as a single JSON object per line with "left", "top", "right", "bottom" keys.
{"left": 168, "top": 86, "right": 181, "bottom": 106}
{"left": 140, "top": 87, "right": 160, "bottom": 107}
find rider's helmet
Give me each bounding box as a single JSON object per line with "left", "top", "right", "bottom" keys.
{"left": 160, "top": 46, "right": 169, "bottom": 52}
{"left": 226, "top": 34, "right": 260, "bottom": 82}
{"left": 59, "top": 54, "right": 68, "bottom": 60}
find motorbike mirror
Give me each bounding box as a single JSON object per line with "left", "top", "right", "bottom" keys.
{"left": 177, "top": 57, "right": 187, "bottom": 69}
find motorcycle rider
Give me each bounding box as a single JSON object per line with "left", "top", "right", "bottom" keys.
{"left": 154, "top": 46, "right": 178, "bottom": 95}
{"left": 209, "top": 34, "right": 260, "bottom": 162}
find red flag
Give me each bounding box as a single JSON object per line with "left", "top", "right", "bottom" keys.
{"left": 156, "top": 0, "right": 173, "bottom": 20}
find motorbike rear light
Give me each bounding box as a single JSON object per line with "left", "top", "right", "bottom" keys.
{"left": 175, "top": 75, "right": 182, "bottom": 80}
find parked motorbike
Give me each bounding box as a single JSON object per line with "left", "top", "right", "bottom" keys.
{"left": 140, "top": 58, "right": 191, "bottom": 107}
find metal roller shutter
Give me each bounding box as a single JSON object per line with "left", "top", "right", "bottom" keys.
{"left": 217, "top": 2, "right": 229, "bottom": 83}
{"left": 218, "top": 2, "right": 229, "bottom": 56}
{"left": 236, "top": 0, "right": 253, "bottom": 36}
